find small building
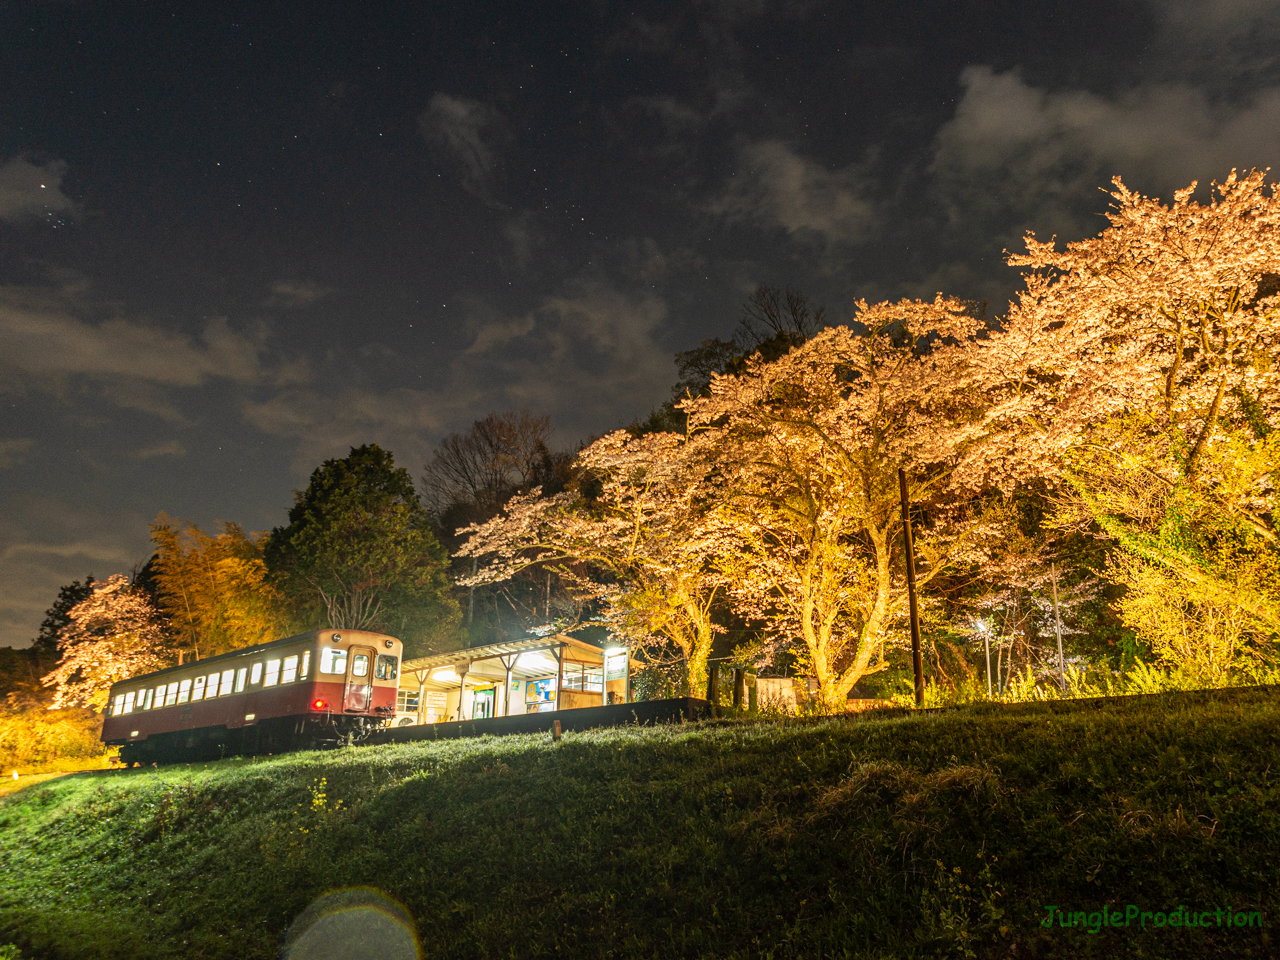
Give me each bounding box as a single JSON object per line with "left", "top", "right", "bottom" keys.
{"left": 394, "top": 635, "right": 629, "bottom": 726}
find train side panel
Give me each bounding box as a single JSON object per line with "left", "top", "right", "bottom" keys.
{"left": 102, "top": 630, "right": 401, "bottom": 760}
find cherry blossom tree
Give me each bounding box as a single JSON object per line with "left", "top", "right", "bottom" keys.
{"left": 967, "top": 170, "right": 1280, "bottom": 675}
{"left": 964, "top": 170, "right": 1280, "bottom": 491}
{"left": 456, "top": 429, "right": 724, "bottom": 695}
{"left": 683, "top": 297, "right": 992, "bottom": 714}
{"left": 42, "top": 574, "right": 168, "bottom": 710}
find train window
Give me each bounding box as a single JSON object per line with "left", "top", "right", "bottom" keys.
{"left": 320, "top": 647, "right": 348, "bottom": 675}
{"left": 206, "top": 672, "right": 220, "bottom": 697}
{"left": 235, "top": 667, "right": 247, "bottom": 692}
{"left": 282, "top": 655, "right": 299, "bottom": 684}
{"left": 300, "top": 651, "right": 311, "bottom": 679}
{"left": 124, "top": 691, "right": 135, "bottom": 713}
{"left": 143, "top": 688, "right": 154, "bottom": 710}
{"left": 375, "top": 655, "right": 399, "bottom": 681}
{"left": 177, "top": 679, "right": 192, "bottom": 704}
{"left": 193, "top": 676, "right": 207, "bottom": 700}
{"left": 221, "top": 669, "right": 235, "bottom": 695}
{"left": 250, "top": 662, "right": 263, "bottom": 685}
{"left": 153, "top": 686, "right": 163, "bottom": 709}
{"left": 351, "top": 653, "right": 369, "bottom": 678}
{"left": 165, "top": 683, "right": 179, "bottom": 707}
{"left": 113, "top": 694, "right": 125, "bottom": 716}
{"left": 264, "top": 659, "right": 281, "bottom": 687}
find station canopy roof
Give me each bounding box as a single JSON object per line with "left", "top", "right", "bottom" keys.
{"left": 401, "top": 634, "right": 612, "bottom": 684}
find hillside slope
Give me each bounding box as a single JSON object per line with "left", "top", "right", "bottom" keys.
{"left": 1, "top": 689, "right": 1277, "bottom": 959}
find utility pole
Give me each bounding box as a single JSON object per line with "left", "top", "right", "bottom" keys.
{"left": 1052, "top": 562, "right": 1066, "bottom": 691}
{"left": 898, "top": 468, "right": 925, "bottom": 708}
{"left": 980, "top": 623, "right": 992, "bottom": 698}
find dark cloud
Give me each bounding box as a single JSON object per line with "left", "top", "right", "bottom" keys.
{"left": 710, "top": 140, "right": 878, "bottom": 251}
{"left": 418, "top": 94, "right": 512, "bottom": 201}
{"left": 0, "top": 439, "right": 35, "bottom": 469}
{"left": 266, "top": 281, "right": 333, "bottom": 309}
{"left": 0, "top": 156, "right": 77, "bottom": 223}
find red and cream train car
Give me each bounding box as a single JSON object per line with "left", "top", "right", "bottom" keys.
{"left": 102, "top": 629, "right": 402, "bottom": 764}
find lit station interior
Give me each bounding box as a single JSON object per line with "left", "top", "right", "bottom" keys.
{"left": 394, "top": 635, "right": 630, "bottom": 725}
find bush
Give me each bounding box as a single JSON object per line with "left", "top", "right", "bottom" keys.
{"left": 0, "top": 706, "right": 107, "bottom": 771}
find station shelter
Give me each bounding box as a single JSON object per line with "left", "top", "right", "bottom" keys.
{"left": 394, "top": 635, "right": 629, "bottom": 726}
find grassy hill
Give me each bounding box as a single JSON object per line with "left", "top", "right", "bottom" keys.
{"left": 1, "top": 688, "right": 1277, "bottom": 959}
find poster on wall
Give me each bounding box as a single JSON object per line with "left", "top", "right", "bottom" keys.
{"left": 424, "top": 690, "right": 448, "bottom": 723}
{"left": 525, "top": 678, "right": 557, "bottom": 703}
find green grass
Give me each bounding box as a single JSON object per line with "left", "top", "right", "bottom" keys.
{"left": 1, "top": 689, "right": 1277, "bottom": 959}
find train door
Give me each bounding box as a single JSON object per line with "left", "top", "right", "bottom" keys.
{"left": 343, "top": 645, "right": 375, "bottom": 712}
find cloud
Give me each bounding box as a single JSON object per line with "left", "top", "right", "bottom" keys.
{"left": 1149, "top": 0, "right": 1280, "bottom": 84}
{"left": 0, "top": 283, "right": 305, "bottom": 396}
{"left": 419, "top": 94, "right": 511, "bottom": 197}
{"left": 0, "top": 497, "right": 149, "bottom": 648}
{"left": 241, "top": 383, "right": 471, "bottom": 476}
{"left": 0, "top": 156, "right": 77, "bottom": 223}
{"left": 242, "top": 277, "right": 675, "bottom": 471}
{"left": 136, "top": 440, "right": 186, "bottom": 460}
{"left": 0, "top": 540, "right": 136, "bottom": 564}
{"left": 460, "top": 280, "right": 674, "bottom": 437}
{"left": 266, "top": 281, "right": 333, "bottom": 309}
{"left": 0, "top": 439, "right": 34, "bottom": 468}
{"left": 710, "top": 140, "right": 877, "bottom": 248}
{"left": 932, "top": 66, "right": 1280, "bottom": 238}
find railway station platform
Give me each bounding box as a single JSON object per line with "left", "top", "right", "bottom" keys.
{"left": 367, "top": 696, "right": 713, "bottom": 744}
{"left": 394, "top": 634, "right": 631, "bottom": 726}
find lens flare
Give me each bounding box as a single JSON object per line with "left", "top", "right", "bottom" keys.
{"left": 284, "top": 887, "right": 419, "bottom": 960}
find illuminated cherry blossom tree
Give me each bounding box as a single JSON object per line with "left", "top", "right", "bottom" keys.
{"left": 683, "top": 297, "right": 993, "bottom": 714}
{"left": 457, "top": 429, "right": 723, "bottom": 695}
{"left": 42, "top": 574, "right": 168, "bottom": 710}
{"left": 967, "top": 170, "right": 1280, "bottom": 674}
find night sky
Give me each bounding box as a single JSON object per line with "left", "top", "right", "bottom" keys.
{"left": 3, "top": 0, "right": 1279, "bottom": 648}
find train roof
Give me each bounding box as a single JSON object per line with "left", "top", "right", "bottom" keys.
{"left": 108, "top": 628, "right": 401, "bottom": 690}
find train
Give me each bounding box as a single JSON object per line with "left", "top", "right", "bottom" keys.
{"left": 101, "top": 629, "right": 402, "bottom": 764}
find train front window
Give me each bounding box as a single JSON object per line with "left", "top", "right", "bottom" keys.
{"left": 113, "top": 694, "right": 125, "bottom": 716}
{"left": 250, "top": 663, "right": 263, "bottom": 685}
{"left": 264, "top": 659, "right": 281, "bottom": 686}
{"left": 351, "top": 653, "right": 369, "bottom": 678}
{"left": 123, "top": 691, "right": 135, "bottom": 713}
{"left": 235, "top": 667, "right": 247, "bottom": 692}
{"left": 177, "top": 679, "right": 192, "bottom": 704}
{"left": 375, "top": 655, "right": 399, "bottom": 681}
{"left": 193, "top": 676, "right": 206, "bottom": 700}
{"left": 320, "top": 647, "right": 347, "bottom": 674}
{"left": 282, "top": 655, "right": 299, "bottom": 684}
{"left": 165, "top": 683, "right": 179, "bottom": 707}
{"left": 221, "top": 669, "right": 235, "bottom": 695}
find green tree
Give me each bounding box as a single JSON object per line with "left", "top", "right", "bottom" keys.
{"left": 265, "top": 444, "right": 460, "bottom": 657}
{"left": 31, "top": 577, "right": 95, "bottom": 657}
